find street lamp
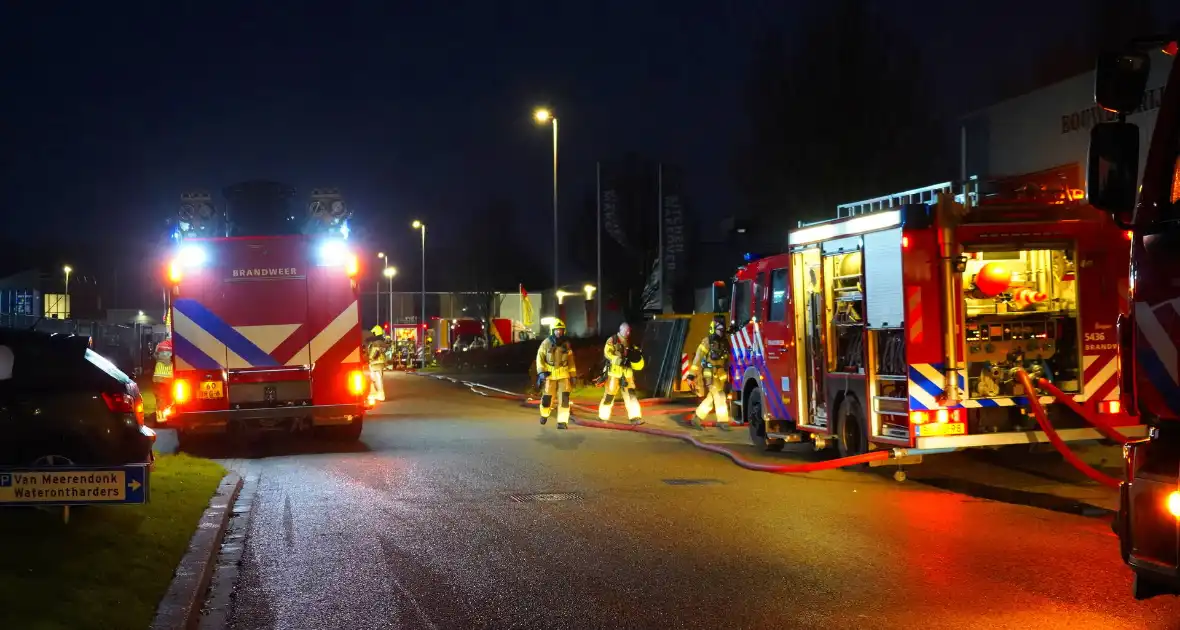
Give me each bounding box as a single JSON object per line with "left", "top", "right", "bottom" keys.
{"left": 533, "top": 107, "right": 559, "bottom": 294}
{"left": 376, "top": 252, "right": 386, "bottom": 325}
{"left": 412, "top": 220, "right": 426, "bottom": 361}
{"left": 383, "top": 266, "right": 397, "bottom": 332}
{"left": 63, "top": 265, "right": 73, "bottom": 319}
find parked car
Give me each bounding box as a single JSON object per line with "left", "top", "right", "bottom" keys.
{"left": 0, "top": 329, "right": 156, "bottom": 467}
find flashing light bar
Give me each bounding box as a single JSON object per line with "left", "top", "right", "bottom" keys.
{"left": 177, "top": 244, "right": 207, "bottom": 267}
{"left": 789, "top": 209, "right": 901, "bottom": 247}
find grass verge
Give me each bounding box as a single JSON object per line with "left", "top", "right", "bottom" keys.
{"left": 0, "top": 454, "right": 227, "bottom": 630}
{"left": 569, "top": 384, "right": 654, "bottom": 401}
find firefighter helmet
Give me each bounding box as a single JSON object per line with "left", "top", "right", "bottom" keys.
{"left": 710, "top": 319, "right": 726, "bottom": 335}
{"left": 618, "top": 322, "right": 631, "bottom": 339}
{"left": 550, "top": 318, "right": 566, "bottom": 330}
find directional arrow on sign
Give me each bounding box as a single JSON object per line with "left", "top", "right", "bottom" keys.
{"left": 128, "top": 480, "right": 141, "bottom": 492}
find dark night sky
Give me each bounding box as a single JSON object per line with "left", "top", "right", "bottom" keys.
{"left": 3, "top": 1, "right": 1178, "bottom": 271}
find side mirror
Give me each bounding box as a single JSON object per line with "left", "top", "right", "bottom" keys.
{"left": 711, "top": 281, "right": 729, "bottom": 314}
{"left": 1087, "top": 122, "right": 1140, "bottom": 216}
{"left": 1095, "top": 51, "right": 1151, "bottom": 114}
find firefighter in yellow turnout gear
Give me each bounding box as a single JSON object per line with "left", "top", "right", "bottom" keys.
{"left": 687, "top": 319, "right": 732, "bottom": 429}
{"left": 598, "top": 322, "right": 645, "bottom": 424}
{"left": 536, "top": 319, "right": 577, "bottom": 429}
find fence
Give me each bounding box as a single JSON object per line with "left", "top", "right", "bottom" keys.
{"left": 0, "top": 313, "right": 162, "bottom": 379}
{"left": 633, "top": 318, "right": 691, "bottom": 398}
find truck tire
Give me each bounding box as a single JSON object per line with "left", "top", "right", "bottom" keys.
{"left": 175, "top": 430, "right": 201, "bottom": 454}
{"left": 322, "top": 418, "right": 364, "bottom": 442}
{"left": 1133, "top": 572, "right": 1175, "bottom": 600}
{"left": 836, "top": 396, "right": 868, "bottom": 460}
{"left": 745, "top": 388, "right": 784, "bottom": 452}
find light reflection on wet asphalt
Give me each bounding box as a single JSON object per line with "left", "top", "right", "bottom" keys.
{"left": 180, "top": 374, "right": 1180, "bottom": 630}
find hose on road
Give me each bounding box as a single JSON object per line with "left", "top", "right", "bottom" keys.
{"left": 1012, "top": 369, "right": 1123, "bottom": 490}
{"left": 442, "top": 377, "right": 952, "bottom": 475}
{"left": 1032, "top": 377, "right": 1130, "bottom": 445}
{"left": 437, "top": 372, "right": 1129, "bottom": 484}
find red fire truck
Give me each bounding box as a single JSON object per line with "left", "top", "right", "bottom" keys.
{"left": 729, "top": 175, "right": 1147, "bottom": 466}
{"left": 1086, "top": 34, "right": 1180, "bottom": 599}
{"left": 162, "top": 235, "right": 369, "bottom": 443}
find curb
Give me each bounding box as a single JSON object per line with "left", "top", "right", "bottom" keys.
{"left": 150, "top": 472, "right": 243, "bottom": 630}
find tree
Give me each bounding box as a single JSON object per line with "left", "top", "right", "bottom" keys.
{"left": 734, "top": 1, "right": 941, "bottom": 238}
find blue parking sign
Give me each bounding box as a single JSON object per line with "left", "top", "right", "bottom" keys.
{"left": 0, "top": 474, "right": 11, "bottom": 487}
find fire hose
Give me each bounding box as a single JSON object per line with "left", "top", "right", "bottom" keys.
{"left": 438, "top": 372, "right": 1129, "bottom": 485}
{"left": 447, "top": 378, "right": 957, "bottom": 474}
{"left": 1012, "top": 369, "right": 1124, "bottom": 490}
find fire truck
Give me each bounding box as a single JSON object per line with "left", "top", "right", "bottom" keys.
{"left": 1085, "top": 34, "right": 1180, "bottom": 599}
{"left": 161, "top": 185, "right": 370, "bottom": 444}
{"left": 729, "top": 172, "right": 1150, "bottom": 465}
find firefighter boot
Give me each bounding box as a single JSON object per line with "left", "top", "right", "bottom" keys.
{"left": 539, "top": 394, "right": 552, "bottom": 425}
{"left": 713, "top": 387, "right": 732, "bottom": 430}
{"left": 557, "top": 390, "right": 572, "bottom": 429}
{"left": 623, "top": 387, "right": 642, "bottom": 425}
{"left": 693, "top": 391, "right": 715, "bottom": 429}
{"left": 598, "top": 392, "right": 616, "bottom": 422}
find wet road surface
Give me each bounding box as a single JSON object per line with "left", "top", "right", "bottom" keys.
{"left": 184, "top": 373, "right": 1180, "bottom": 629}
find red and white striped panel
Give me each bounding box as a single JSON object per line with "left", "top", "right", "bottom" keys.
{"left": 681, "top": 353, "right": 690, "bottom": 380}
{"left": 1080, "top": 353, "right": 1120, "bottom": 402}
{"left": 283, "top": 300, "right": 363, "bottom": 366}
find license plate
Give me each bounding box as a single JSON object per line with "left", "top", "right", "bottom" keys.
{"left": 916, "top": 422, "right": 965, "bottom": 437}
{"left": 199, "top": 381, "right": 224, "bottom": 400}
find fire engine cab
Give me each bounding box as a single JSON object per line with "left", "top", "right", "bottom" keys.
{"left": 730, "top": 176, "right": 1148, "bottom": 463}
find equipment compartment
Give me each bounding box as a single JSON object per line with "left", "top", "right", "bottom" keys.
{"left": 960, "top": 246, "right": 1080, "bottom": 399}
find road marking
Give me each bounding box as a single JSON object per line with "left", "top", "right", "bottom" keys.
{"left": 509, "top": 492, "right": 583, "bottom": 502}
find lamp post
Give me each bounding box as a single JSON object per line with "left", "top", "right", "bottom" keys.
{"left": 63, "top": 265, "right": 73, "bottom": 319}
{"left": 533, "top": 107, "right": 559, "bottom": 295}
{"left": 412, "top": 220, "right": 426, "bottom": 360}
{"left": 383, "top": 266, "right": 397, "bottom": 332}
{"left": 376, "top": 252, "right": 386, "bottom": 326}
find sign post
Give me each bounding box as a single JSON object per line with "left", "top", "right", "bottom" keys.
{"left": 0, "top": 465, "right": 150, "bottom": 523}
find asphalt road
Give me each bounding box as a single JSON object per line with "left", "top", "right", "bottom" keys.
{"left": 178, "top": 373, "right": 1180, "bottom": 630}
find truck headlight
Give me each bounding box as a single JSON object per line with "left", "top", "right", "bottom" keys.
{"left": 1168, "top": 490, "right": 1180, "bottom": 518}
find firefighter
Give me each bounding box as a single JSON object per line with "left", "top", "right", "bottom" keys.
{"left": 152, "top": 338, "right": 174, "bottom": 413}
{"left": 686, "top": 319, "right": 732, "bottom": 429}
{"left": 535, "top": 319, "right": 577, "bottom": 429}
{"left": 598, "top": 322, "right": 645, "bottom": 424}
{"left": 367, "top": 333, "right": 387, "bottom": 402}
